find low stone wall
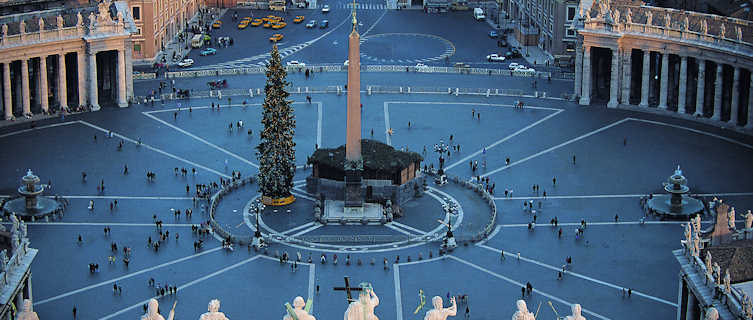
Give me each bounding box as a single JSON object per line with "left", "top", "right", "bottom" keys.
{"left": 305, "top": 175, "right": 426, "bottom": 206}
{"left": 426, "top": 171, "right": 498, "bottom": 243}
{"left": 207, "top": 177, "right": 255, "bottom": 245}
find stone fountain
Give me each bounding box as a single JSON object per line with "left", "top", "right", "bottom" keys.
{"left": 647, "top": 166, "right": 705, "bottom": 219}
{"left": 1, "top": 169, "right": 61, "bottom": 220}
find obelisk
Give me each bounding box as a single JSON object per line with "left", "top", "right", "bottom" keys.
{"left": 344, "top": 2, "right": 363, "bottom": 211}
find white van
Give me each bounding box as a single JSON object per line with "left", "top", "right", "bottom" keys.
{"left": 191, "top": 34, "right": 203, "bottom": 48}
{"left": 473, "top": 8, "right": 485, "bottom": 21}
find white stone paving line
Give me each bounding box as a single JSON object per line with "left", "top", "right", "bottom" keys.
{"left": 390, "top": 221, "right": 427, "bottom": 235}
{"left": 289, "top": 223, "right": 323, "bottom": 238}
{"left": 0, "top": 120, "right": 79, "bottom": 139}
{"left": 493, "top": 192, "right": 753, "bottom": 200}
{"left": 476, "top": 244, "right": 677, "bottom": 307}
{"left": 317, "top": 101, "right": 323, "bottom": 148}
{"left": 385, "top": 223, "right": 416, "bottom": 237}
{"left": 8, "top": 222, "right": 193, "bottom": 227}
{"left": 77, "top": 120, "right": 231, "bottom": 179}
{"left": 280, "top": 222, "right": 316, "bottom": 236}
{"left": 142, "top": 110, "right": 260, "bottom": 169}
{"left": 445, "top": 109, "right": 565, "bottom": 171}
{"left": 34, "top": 246, "right": 224, "bottom": 306}
{"left": 480, "top": 118, "right": 632, "bottom": 178}
{"left": 446, "top": 255, "right": 613, "bottom": 320}
{"left": 394, "top": 263, "right": 403, "bottom": 320}
{"left": 100, "top": 255, "right": 261, "bottom": 319}
{"left": 628, "top": 118, "right": 753, "bottom": 150}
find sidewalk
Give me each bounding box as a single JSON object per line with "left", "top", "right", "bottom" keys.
{"left": 133, "top": 8, "right": 228, "bottom": 68}
{"left": 504, "top": 31, "right": 553, "bottom": 68}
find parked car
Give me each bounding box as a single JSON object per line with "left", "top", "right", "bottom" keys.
{"left": 321, "top": 5, "right": 330, "bottom": 12}
{"left": 515, "top": 67, "right": 536, "bottom": 75}
{"left": 297, "top": 1, "right": 306, "bottom": 8}
{"left": 177, "top": 58, "right": 194, "bottom": 67}
{"left": 454, "top": 62, "right": 470, "bottom": 68}
{"left": 212, "top": 20, "right": 222, "bottom": 29}
{"left": 272, "top": 22, "right": 287, "bottom": 29}
{"left": 486, "top": 54, "right": 505, "bottom": 62}
{"left": 269, "top": 33, "right": 284, "bottom": 42}
{"left": 286, "top": 61, "right": 306, "bottom": 67}
{"left": 488, "top": 31, "right": 498, "bottom": 38}
{"left": 344, "top": 60, "right": 349, "bottom": 66}
{"left": 200, "top": 48, "right": 217, "bottom": 56}
{"left": 450, "top": 3, "right": 469, "bottom": 11}
{"left": 306, "top": 20, "right": 316, "bottom": 28}
{"left": 507, "top": 62, "right": 521, "bottom": 70}
{"left": 293, "top": 16, "right": 305, "bottom": 23}
{"left": 497, "top": 39, "right": 508, "bottom": 47}
{"left": 319, "top": 20, "right": 328, "bottom": 28}
{"left": 251, "top": 19, "right": 263, "bottom": 27}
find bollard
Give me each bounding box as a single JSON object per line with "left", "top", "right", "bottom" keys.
{"left": 249, "top": 89, "right": 254, "bottom": 97}
{"left": 306, "top": 87, "right": 309, "bottom": 93}
{"left": 407, "top": 87, "right": 411, "bottom": 94}
{"left": 368, "top": 86, "right": 372, "bottom": 95}
{"left": 495, "top": 89, "right": 499, "bottom": 95}
{"left": 210, "top": 90, "right": 214, "bottom": 97}
{"left": 448, "top": 88, "right": 452, "bottom": 94}
{"left": 399, "top": 87, "right": 403, "bottom": 94}
{"left": 257, "top": 88, "right": 261, "bottom": 95}
{"left": 485, "top": 89, "right": 490, "bottom": 98}
{"left": 455, "top": 88, "right": 459, "bottom": 96}
{"left": 337, "top": 86, "right": 342, "bottom": 95}
{"left": 298, "top": 87, "right": 301, "bottom": 93}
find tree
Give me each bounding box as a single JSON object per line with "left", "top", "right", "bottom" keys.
{"left": 257, "top": 45, "right": 296, "bottom": 200}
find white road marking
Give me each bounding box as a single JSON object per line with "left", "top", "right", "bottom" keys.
{"left": 628, "top": 118, "right": 753, "bottom": 150}
{"left": 481, "top": 118, "right": 632, "bottom": 177}
{"left": 280, "top": 221, "right": 316, "bottom": 235}
{"left": 475, "top": 224, "right": 502, "bottom": 246}
{"left": 390, "top": 221, "right": 427, "bottom": 235}
{"left": 446, "top": 109, "right": 565, "bottom": 171}
{"left": 447, "top": 255, "right": 613, "bottom": 320}
{"left": 0, "top": 121, "right": 79, "bottom": 138}
{"left": 493, "top": 192, "right": 753, "bottom": 200}
{"left": 308, "top": 264, "right": 316, "bottom": 312}
{"left": 394, "top": 264, "right": 403, "bottom": 320}
{"left": 290, "top": 223, "right": 323, "bottom": 237}
{"left": 37, "top": 195, "right": 193, "bottom": 200}
{"left": 77, "top": 121, "right": 231, "bottom": 178}
{"left": 100, "top": 255, "right": 261, "bottom": 319}
{"left": 142, "top": 111, "right": 260, "bottom": 168}
{"left": 496, "top": 221, "right": 699, "bottom": 228}
{"left": 292, "top": 189, "right": 317, "bottom": 201}
{"left": 35, "top": 247, "right": 224, "bottom": 306}
{"left": 13, "top": 222, "right": 193, "bottom": 227}
{"left": 477, "top": 244, "right": 677, "bottom": 307}
{"left": 317, "top": 101, "right": 323, "bottom": 147}
{"left": 385, "top": 223, "right": 416, "bottom": 236}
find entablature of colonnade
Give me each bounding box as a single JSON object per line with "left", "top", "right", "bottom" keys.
{"left": 0, "top": 40, "right": 87, "bottom": 63}
{"left": 86, "top": 35, "right": 130, "bottom": 54}
{"left": 577, "top": 0, "right": 753, "bottom": 69}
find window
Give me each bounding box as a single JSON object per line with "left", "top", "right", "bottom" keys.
{"left": 567, "top": 6, "right": 576, "bottom": 21}
{"left": 134, "top": 43, "right": 142, "bottom": 52}
{"left": 566, "top": 28, "right": 575, "bottom": 37}
{"left": 135, "top": 27, "right": 142, "bottom": 35}
{"left": 132, "top": 6, "right": 141, "bottom": 20}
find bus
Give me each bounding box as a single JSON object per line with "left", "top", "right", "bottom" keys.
{"left": 269, "top": 0, "right": 286, "bottom": 11}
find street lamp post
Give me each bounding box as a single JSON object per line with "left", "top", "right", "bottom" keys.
{"left": 433, "top": 139, "right": 449, "bottom": 176}
{"left": 251, "top": 199, "right": 266, "bottom": 248}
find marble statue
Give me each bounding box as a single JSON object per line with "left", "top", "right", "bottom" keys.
{"left": 745, "top": 210, "right": 753, "bottom": 229}
{"left": 613, "top": 9, "right": 621, "bottom": 25}
{"left": 200, "top": 299, "right": 229, "bottom": 320}
{"left": 76, "top": 12, "right": 83, "bottom": 28}
{"left": 97, "top": 0, "right": 110, "bottom": 22}
{"left": 693, "top": 233, "right": 700, "bottom": 256}
{"left": 646, "top": 11, "right": 653, "bottom": 26}
{"left": 117, "top": 11, "right": 124, "bottom": 27}
{"left": 705, "top": 251, "right": 712, "bottom": 274}
{"left": 20, "top": 221, "right": 27, "bottom": 239}
{"left": 424, "top": 296, "right": 456, "bottom": 320}
{"left": 57, "top": 15, "right": 63, "bottom": 29}
{"left": 283, "top": 296, "right": 315, "bottom": 320}
{"left": 743, "top": 294, "right": 753, "bottom": 318}
{"left": 736, "top": 26, "right": 743, "bottom": 42}
{"left": 38, "top": 18, "right": 44, "bottom": 32}
{"left": 729, "top": 207, "right": 736, "bottom": 230}
{"left": 2, "top": 24, "right": 7, "bottom": 37}
{"left": 16, "top": 299, "right": 39, "bottom": 320}
{"left": 684, "top": 222, "right": 692, "bottom": 246}
{"left": 693, "top": 215, "right": 702, "bottom": 233}
{"left": 344, "top": 287, "right": 379, "bottom": 320}
{"left": 702, "top": 19, "right": 708, "bottom": 34}
{"left": 89, "top": 12, "right": 96, "bottom": 30}
{"left": 665, "top": 13, "right": 671, "bottom": 28}
{"left": 0, "top": 249, "right": 8, "bottom": 271}
{"left": 19, "top": 20, "right": 26, "bottom": 34}
{"left": 626, "top": 8, "right": 632, "bottom": 24}
{"left": 683, "top": 16, "right": 689, "bottom": 31}
{"left": 141, "top": 299, "right": 175, "bottom": 320}
{"left": 705, "top": 307, "right": 719, "bottom": 320}
{"left": 565, "top": 304, "right": 586, "bottom": 320}
{"left": 713, "top": 262, "right": 721, "bottom": 284}
{"left": 512, "top": 300, "right": 535, "bottom": 320}
{"left": 724, "top": 269, "right": 731, "bottom": 294}
{"left": 720, "top": 23, "right": 726, "bottom": 38}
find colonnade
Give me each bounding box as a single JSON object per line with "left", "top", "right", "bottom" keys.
{"left": 576, "top": 45, "right": 753, "bottom": 130}
{"left": 1, "top": 48, "right": 128, "bottom": 120}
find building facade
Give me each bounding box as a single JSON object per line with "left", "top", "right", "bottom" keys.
{"left": 126, "top": 0, "right": 204, "bottom": 60}
{"left": 0, "top": 218, "right": 38, "bottom": 320}
{"left": 0, "top": 0, "right": 135, "bottom": 120}
{"left": 503, "top": 0, "right": 580, "bottom": 56}
{"left": 574, "top": 1, "right": 753, "bottom": 130}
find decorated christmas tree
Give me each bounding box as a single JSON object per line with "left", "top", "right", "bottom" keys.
{"left": 257, "top": 45, "right": 296, "bottom": 204}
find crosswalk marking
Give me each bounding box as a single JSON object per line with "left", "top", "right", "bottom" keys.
{"left": 311, "top": 3, "right": 387, "bottom": 9}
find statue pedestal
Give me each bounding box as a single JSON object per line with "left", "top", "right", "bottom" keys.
{"left": 322, "top": 200, "right": 383, "bottom": 225}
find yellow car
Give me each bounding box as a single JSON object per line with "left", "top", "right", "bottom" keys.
{"left": 269, "top": 33, "right": 283, "bottom": 42}
{"left": 272, "top": 22, "right": 287, "bottom": 29}
{"left": 237, "top": 21, "right": 249, "bottom": 29}
{"left": 212, "top": 20, "right": 222, "bottom": 29}
{"left": 242, "top": 17, "right": 252, "bottom": 22}
{"left": 263, "top": 22, "right": 272, "bottom": 28}
{"left": 293, "top": 16, "right": 305, "bottom": 23}
{"left": 251, "top": 19, "right": 263, "bottom": 26}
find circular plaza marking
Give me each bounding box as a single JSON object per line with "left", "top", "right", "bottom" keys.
{"left": 359, "top": 33, "right": 455, "bottom": 64}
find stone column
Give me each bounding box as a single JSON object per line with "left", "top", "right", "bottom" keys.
{"left": 677, "top": 56, "right": 688, "bottom": 114}
{"left": 658, "top": 52, "right": 669, "bottom": 109}
{"left": 125, "top": 41, "right": 134, "bottom": 99}
{"left": 26, "top": 274, "right": 32, "bottom": 302}
{"left": 77, "top": 52, "right": 86, "bottom": 107}
{"left": 711, "top": 63, "right": 723, "bottom": 121}
{"left": 621, "top": 49, "right": 631, "bottom": 105}
{"left": 579, "top": 46, "right": 591, "bottom": 105}
{"left": 746, "top": 73, "right": 753, "bottom": 130}
{"left": 694, "top": 59, "right": 705, "bottom": 117}
{"left": 57, "top": 53, "right": 67, "bottom": 110}
{"left": 574, "top": 46, "right": 583, "bottom": 99}
{"left": 607, "top": 48, "right": 619, "bottom": 108}
{"left": 3, "top": 63, "right": 12, "bottom": 120}
{"left": 117, "top": 50, "right": 127, "bottom": 108}
{"left": 39, "top": 56, "right": 49, "bottom": 113}
{"left": 21, "top": 59, "right": 30, "bottom": 115}
{"left": 87, "top": 50, "right": 99, "bottom": 111}
{"left": 729, "top": 66, "right": 740, "bottom": 125}
{"left": 639, "top": 50, "right": 650, "bottom": 108}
